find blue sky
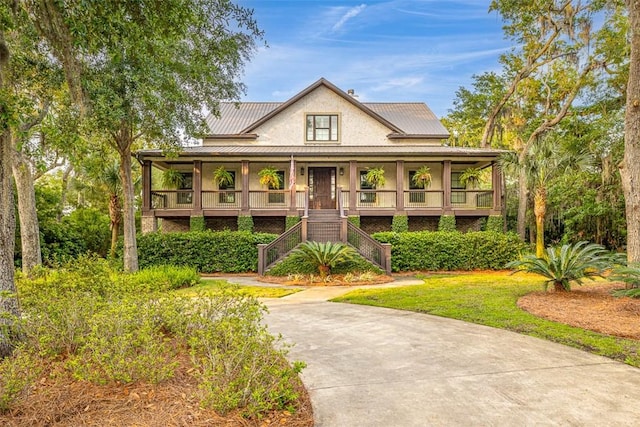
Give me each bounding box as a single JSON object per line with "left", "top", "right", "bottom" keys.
{"left": 237, "top": 1, "right": 514, "bottom": 118}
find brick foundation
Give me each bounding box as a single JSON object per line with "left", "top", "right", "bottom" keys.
{"left": 159, "top": 218, "right": 190, "bottom": 233}
{"left": 205, "top": 217, "right": 238, "bottom": 231}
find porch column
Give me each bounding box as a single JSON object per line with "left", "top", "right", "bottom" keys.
{"left": 349, "top": 160, "right": 357, "bottom": 214}
{"left": 396, "top": 160, "right": 404, "bottom": 212}
{"left": 193, "top": 160, "right": 202, "bottom": 214}
{"left": 443, "top": 160, "right": 452, "bottom": 212}
{"left": 142, "top": 160, "right": 152, "bottom": 214}
{"left": 492, "top": 161, "right": 503, "bottom": 212}
{"left": 289, "top": 158, "right": 297, "bottom": 213}
{"left": 241, "top": 160, "right": 250, "bottom": 212}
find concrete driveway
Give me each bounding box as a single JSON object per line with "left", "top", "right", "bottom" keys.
{"left": 262, "top": 289, "right": 640, "bottom": 426}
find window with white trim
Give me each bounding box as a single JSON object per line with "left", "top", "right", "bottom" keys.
{"left": 306, "top": 114, "right": 338, "bottom": 141}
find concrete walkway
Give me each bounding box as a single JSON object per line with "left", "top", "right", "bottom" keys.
{"left": 221, "top": 276, "right": 640, "bottom": 426}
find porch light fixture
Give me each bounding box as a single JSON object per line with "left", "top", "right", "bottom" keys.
{"left": 300, "top": 166, "right": 305, "bottom": 175}
{"left": 339, "top": 167, "right": 344, "bottom": 176}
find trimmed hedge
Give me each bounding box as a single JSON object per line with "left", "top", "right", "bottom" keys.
{"left": 485, "top": 215, "right": 504, "bottom": 233}
{"left": 372, "top": 231, "right": 525, "bottom": 272}
{"left": 190, "top": 216, "right": 206, "bottom": 232}
{"left": 136, "top": 231, "right": 276, "bottom": 273}
{"left": 237, "top": 215, "right": 254, "bottom": 232}
{"left": 438, "top": 215, "right": 456, "bottom": 231}
{"left": 391, "top": 215, "right": 409, "bottom": 233}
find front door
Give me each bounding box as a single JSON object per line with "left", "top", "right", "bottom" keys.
{"left": 309, "top": 167, "right": 336, "bottom": 209}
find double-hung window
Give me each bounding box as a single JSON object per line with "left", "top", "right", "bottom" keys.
{"left": 306, "top": 114, "right": 338, "bottom": 141}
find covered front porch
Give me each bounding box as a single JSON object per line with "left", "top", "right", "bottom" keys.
{"left": 140, "top": 155, "right": 504, "bottom": 227}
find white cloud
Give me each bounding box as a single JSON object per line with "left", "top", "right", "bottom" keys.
{"left": 331, "top": 4, "right": 367, "bottom": 32}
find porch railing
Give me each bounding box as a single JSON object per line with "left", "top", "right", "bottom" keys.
{"left": 403, "top": 190, "right": 444, "bottom": 208}
{"left": 202, "top": 190, "right": 241, "bottom": 209}
{"left": 257, "top": 222, "right": 303, "bottom": 275}
{"left": 356, "top": 190, "right": 396, "bottom": 208}
{"left": 347, "top": 222, "right": 392, "bottom": 275}
{"left": 151, "top": 190, "right": 194, "bottom": 209}
{"left": 151, "top": 188, "right": 495, "bottom": 211}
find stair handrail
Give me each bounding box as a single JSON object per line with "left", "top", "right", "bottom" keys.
{"left": 257, "top": 221, "right": 303, "bottom": 275}
{"left": 346, "top": 222, "right": 392, "bottom": 275}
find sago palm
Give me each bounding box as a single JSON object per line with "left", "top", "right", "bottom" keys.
{"left": 506, "top": 241, "right": 612, "bottom": 292}
{"left": 290, "top": 241, "right": 355, "bottom": 278}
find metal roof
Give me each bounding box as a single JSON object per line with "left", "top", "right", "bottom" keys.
{"left": 204, "top": 78, "right": 449, "bottom": 137}
{"left": 138, "top": 145, "right": 505, "bottom": 158}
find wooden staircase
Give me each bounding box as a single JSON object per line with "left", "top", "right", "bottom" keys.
{"left": 257, "top": 187, "right": 392, "bottom": 275}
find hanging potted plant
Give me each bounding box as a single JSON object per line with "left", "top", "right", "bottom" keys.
{"left": 364, "top": 167, "right": 386, "bottom": 188}
{"left": 459, "top": 167, "right": 482, "bottom": 189}
{"left": 411, "top": 165, "right": 432, "bottom": 188}
{"left": 213, "top": 166, "right": 235, "bottom": 203}
{"left": 162, "top": 168, "right": 184, "bottom": 189}
{"left": 213, "top": 165, "right": 234, "bottom": 188}
{"left": 259, "top": 166, "right": 283, "bottom": 203}
{"left": 258, "top": 166, "right": 282, "bottom": 189}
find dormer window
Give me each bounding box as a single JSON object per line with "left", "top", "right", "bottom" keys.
{"left": 306, "top": 114, "right": 338, "bottom": 141}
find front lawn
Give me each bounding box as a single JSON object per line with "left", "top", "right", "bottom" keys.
{"left": 173, "top": 278, "right": 301, "bottom": 298}
{"left": 333, "top": 271, "right": 640, "bottom": 367}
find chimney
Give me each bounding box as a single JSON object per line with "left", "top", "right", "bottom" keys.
{"left": 347, "top": 89, "right": 355, "bottom": 96}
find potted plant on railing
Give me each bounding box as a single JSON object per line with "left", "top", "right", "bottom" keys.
{"left": 411, "top": 165, "right": 432, "bottom": 204}
{"left": 363, "top": 167, "right": 385, "bottom": 205}
{"left": 213, "top": 165, "right": 235, "bottom": 203}
{"left": 258, "top": 166, "right": 283, "bottom": 203}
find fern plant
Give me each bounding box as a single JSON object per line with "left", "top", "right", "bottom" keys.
{"left": 506, "top": 241, "right": 612, "bottom": 292}
{"left": 289, "top": 241, "right": 355, "bottom": 278}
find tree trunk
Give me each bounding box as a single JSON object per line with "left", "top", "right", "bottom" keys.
{"left": 517, "top": 166, "right": 528, "bottom": 240}
{"left": 57, "top": 164, "right": 73, "bottom": 221}
{"left": 0, "top": 31, "right": 20, "bottom": 358}
{"left": 109, "top": 193, "right": 121, "bottom": 259}
{"left": 0, "top": 129, "right": 19, "bottom": 358}
{"left": 621, "top": 0, "right": 640, "bottom": 264}
{"left": 12, "top": 148, "right": 42, "bottom": 274}
{"left": 534, "top": 187, "right": 546, "bottom": 258}
{"left": 116, "top": 133, "right": 138, "bottom": 272}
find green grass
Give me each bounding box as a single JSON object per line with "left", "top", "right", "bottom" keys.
{"left": 333, "top": 272, "right": 640, "bottom": 367}
{"left": 173, "top": 279, "right": 301, "bottom": 298}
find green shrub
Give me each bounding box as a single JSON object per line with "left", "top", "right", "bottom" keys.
{"left": 237, "top": 215, "right": 254, "bottom": 232}
{"left": 285, "top": 215, "right": 300, "bottom": 230}
{"left": 177, "top": 290, "right": 305, "bottom": 416}
{"left": 135, "top": 230, "right": 277, "bottom": 273}
{"left": 128, "top": 265, "right": 200, "bottom": 291}
{"left": 13, "top": 258, "right": 305, "bottom": 418}
{"left": 507, "top": 241, "right": 613, "bottom": 292}
{"left": 190, "top": 215, "right": 206, "bottom": 232}
{"left": 288, "top": 241, "right": 355, "bottom": 278}
{"left": 267, "top": 249, "right": 383, "bottom": 276}
{"left": 67, "top": 296, "right": 179, "bottom": 384}
{"left": 485, "top": 215, "right": 504, "bottom": 233}
{"left": 391, "top": 215, "right": 409, "bottom": 233}
{"left": 373, "top": 231, "right": 526, "bottom": 272}
{"left": 347, "top": 215, "right": 361, "bottom": 227}
{"left": 438, "top": 215, "right": 456, "bottom": 232}
{"left": 0, "top": 346, "right": 42, "bottom": 413}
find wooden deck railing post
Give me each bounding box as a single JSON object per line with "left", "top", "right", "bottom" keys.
{"left": 257, "top": 243, "right": 267, "bottom": 275}
{"left": 382, "top": 243, "right": 392, "bottom": 275}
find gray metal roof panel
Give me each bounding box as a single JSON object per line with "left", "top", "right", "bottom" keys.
{"left": 205, "top": 101, "right": 449, "bottom": 137}
{"left": 363, "top": 103, "right": 449, "bottom": 136}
